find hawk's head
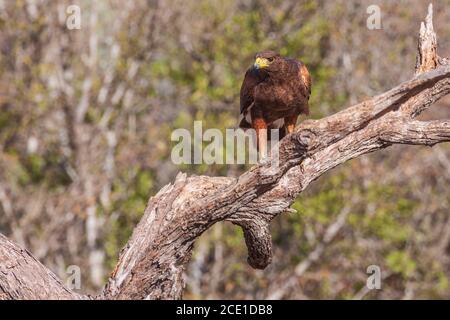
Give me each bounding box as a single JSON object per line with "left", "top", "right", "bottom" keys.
{"left": 253, "top": 51, "right": 282, "bottom": 73}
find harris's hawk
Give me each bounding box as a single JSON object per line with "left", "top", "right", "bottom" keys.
{"left": 239, "top": 50, "right": 311, "bottom": 157}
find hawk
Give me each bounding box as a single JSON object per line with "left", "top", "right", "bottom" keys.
{"left": 239, "top": 50, "right": 311, "bottom": 157}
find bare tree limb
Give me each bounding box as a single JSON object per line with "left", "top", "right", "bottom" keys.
{"left": 0, "top": 234, "right": 85, "bottom": 300}
{"left": 415, "top": 4, "right": 438, "bottom": 75}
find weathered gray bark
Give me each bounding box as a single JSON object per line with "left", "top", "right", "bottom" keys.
{"left": 0, "top": 4, "right": 449, "bottom": 300}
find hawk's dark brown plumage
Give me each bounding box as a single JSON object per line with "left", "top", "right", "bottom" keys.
{"left": 239, "top": 50, "right": 311, "bottom": 155}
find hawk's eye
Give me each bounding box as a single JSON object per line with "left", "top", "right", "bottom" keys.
{"left": 267, "top": 57, "right": 274, "bottom": 62}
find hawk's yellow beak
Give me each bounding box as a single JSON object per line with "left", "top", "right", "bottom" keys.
{"left": 254, "top": 57, "right": 269, "bottom": 69}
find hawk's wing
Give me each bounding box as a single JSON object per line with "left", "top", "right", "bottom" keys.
{"left": 239, "top": 68, "right": 261, "bottom": 128}
{"left": 296, "top": 60, "right": 312, "bottom": 115}
{"left": 298, "top": 62, "right": 311, "bottom": 99}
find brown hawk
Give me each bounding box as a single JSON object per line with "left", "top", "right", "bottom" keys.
{"left": 239, "top": 50, "right": 311, "bottom": 156}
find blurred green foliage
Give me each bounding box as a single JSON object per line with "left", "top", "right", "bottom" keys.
{"left": 1, "top": 0, "right": 449, "bottom": 299}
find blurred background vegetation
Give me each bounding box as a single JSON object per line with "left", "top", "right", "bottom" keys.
{"left": 0, "top": 0, "right": 449, "bottom": 299}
